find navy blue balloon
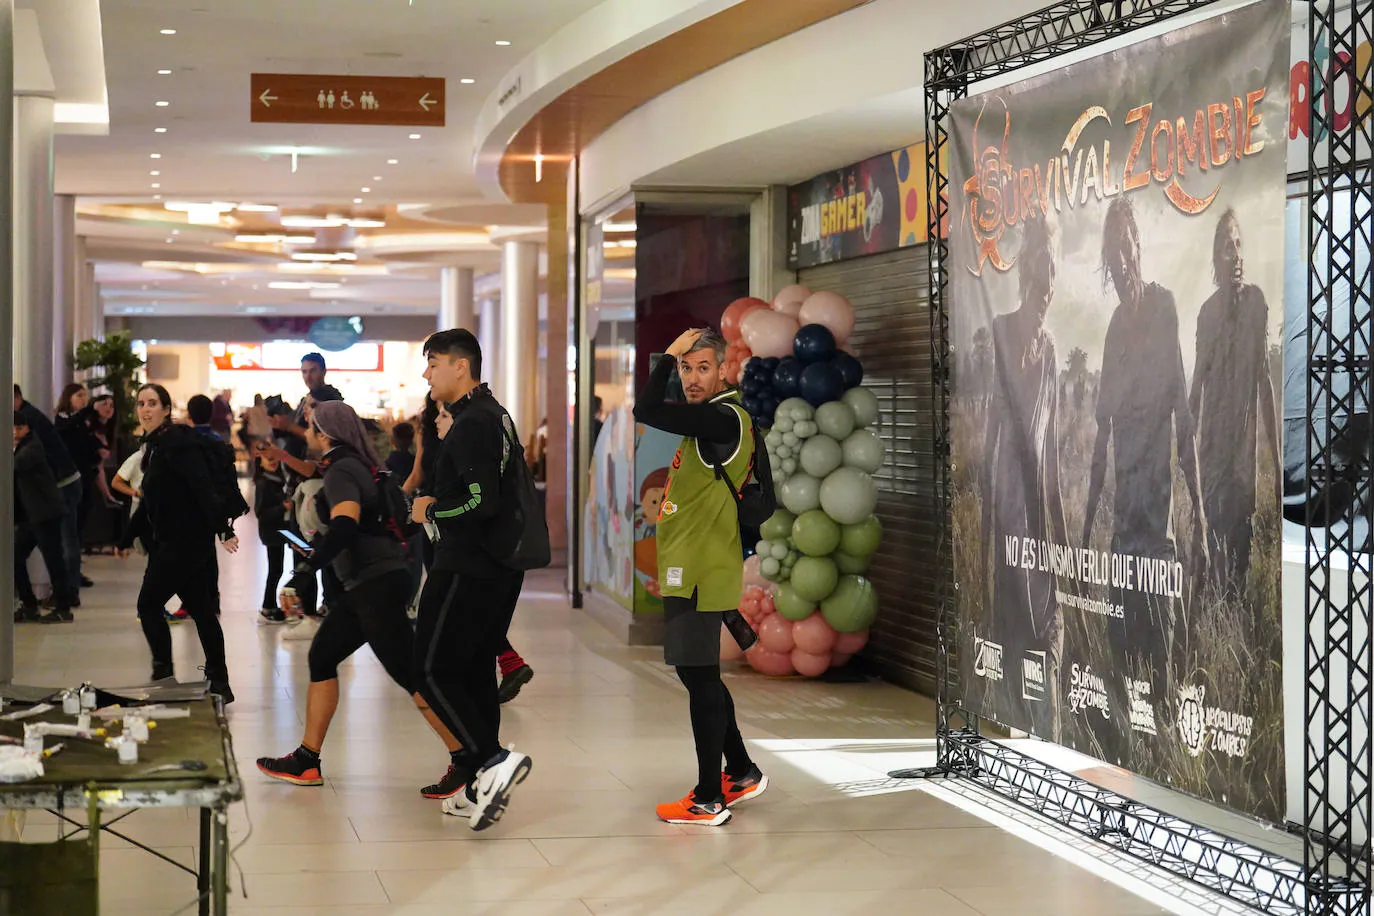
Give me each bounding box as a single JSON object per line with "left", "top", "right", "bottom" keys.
{"left": 831, "top": 352, "right": 864, "bottom": 389}
{"left": 798, "top": 362, "right": 845, "bottom": 407}
{"left": 793, "top": 324, "right": 837, "bottom": 365}
{"left": 772, "top": 357, "right": 802, "bottom": 397}
{"left": 762, "top": 357, "right": 780, "bottom": 371}
{"left": 742, "top": 396, "right": 761, "bottom": 416}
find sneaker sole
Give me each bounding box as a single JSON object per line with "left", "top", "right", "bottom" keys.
{"left": 498, "top": 666, "right": 534, "bottom": 704}
{"left": 659, "top": 808, "right": 733, "bottom": 827}
{"left": 422, "top": 784, "right": 467, "bottom": 800}
{"left": 256, "top": 762, "right": 323, "bottom": 787}
{"left": 469, "top": 756, "right": 533, "bottom": 831}
{"left": 725, "top": 773, "right": 769, "bottom": 808}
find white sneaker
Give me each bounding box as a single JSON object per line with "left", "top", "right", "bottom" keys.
{"left": 282, "top": 616, "right": 320, "bottom": 641}
{"left": 468, "top": 746, "right": 532, "bottom": 831}
{"left": 440, "top": 782, "right": 476, "bottom": 817}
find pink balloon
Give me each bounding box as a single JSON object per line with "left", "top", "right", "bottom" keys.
{"left": 742, "top": 554, "right": 768, "bottom": 591}
{"left": 746, "top": 646, "right": 795, "bottom": 677}
{"left": 760, "top": 594, "right": 776, "bottom": 615}
{"left": 793, "top": 612, "right": 838, "bottom": 655}
{"left": 834, "top": 629, "right": 869, "bottom": 655}
{"left": 791, "top": 649, "right": 831, "bottom": 677}
{"left": 798, "top": 290, "right": 855, "bottom": 346}
{"left": 830, "top": 652, "right": 853, "bottom": 667}
{"left": 744, "top": 585, "right": 765, "bottom": 601}
{"left": 741, "top": 309, "right": 800, "bottom": 359}
{"left": 720, "top": 627, "right": 744, "bottom": 662}
{"left": 740, "top": 597, "right": 760, "bottom": 616}
{"left": 758, "top": 613, "right": 796, "bottom": 654}
{"left": 772, "top": 284, "right": 812, "bottom": 318}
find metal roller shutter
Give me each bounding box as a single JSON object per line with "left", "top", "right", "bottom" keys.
{"left": 798, "top": 246, "right": 939, "bottom": 695}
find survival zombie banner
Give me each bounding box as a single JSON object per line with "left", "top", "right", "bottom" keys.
{"left": 949, "top": 0, "right": 1289, "bottom": 822}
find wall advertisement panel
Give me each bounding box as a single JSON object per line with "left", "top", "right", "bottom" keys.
{"left": 949, "top": 0, "right": 1290, "bottom": 822}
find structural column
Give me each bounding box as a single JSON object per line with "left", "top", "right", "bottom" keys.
{"left": 498, "top": 240, "right": 540, "bottom": 438}
{"left": 439, "top": 265, "right": 476, "bottom": 332}
{"left": 52, "top": 193, "right": 75, "bottom": 394}
{"left": 478, "top": 296, "right": 500, "bottom": 383}
{"left": 1, "top": 0, "right": 18, "bottom": 687}
{"left": 13, "top": 90, "right": 55, "bottom": 411}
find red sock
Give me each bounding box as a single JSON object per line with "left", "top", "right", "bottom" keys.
{"left": 498, "top": 650, "right": 526, "bottom": 676}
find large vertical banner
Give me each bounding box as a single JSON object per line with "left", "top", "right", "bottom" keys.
{"left": 950, "top": 0, "right": 1290, "bottom": 821}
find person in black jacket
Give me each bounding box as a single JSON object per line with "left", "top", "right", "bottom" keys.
{"left": 253, "top": 450, "right": 292, "bottom": 622}
{"left": 118, "top": 384, "right": 240, "bottom": 702}
{"left": 411, "top": 329, "right": 532, "bottom": 831}
{"left": 14, "top": 385, "right": 85, "bottom": 602}
{"left": 256, "top": 401, "right": 463, "bottom": 796}
{"left": 56, "top": 383, "right": 103, "bottom": 586}
{"left": 13, "top": 412, "right": 74, "bottom": 623}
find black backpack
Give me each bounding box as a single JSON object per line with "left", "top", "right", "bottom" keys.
{"left": 487, "top": 410, "right": 552, "bottom": 571}
{"left": 327, "top": 450, "right": 417, "bottom": 544}
{"left": 710, "top": 409, "right": 777, "bottom": 528}
{"left": 199, "top": 435, "right": 250, "bottom": 521}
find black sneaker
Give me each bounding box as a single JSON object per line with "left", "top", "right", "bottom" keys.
{"left": 151, "top": 661, "right": 175, "bottom": 682}
{"left": 258, "top": 607, "right": 288, "bottom": 624}
{"left": 498, "top": 665, "right": 534, "bottom": 704}
{"left": 256, "top": 751, "right": 323, "bottom": 787}
{"left": 14, "top": 604, "right": 40, "bottom": 623}
{"left": 37, "top": 608, "right": 74, "bottom": 624}
{"left": 80, "top": 576, "right": 94, "bottom": 588}
{"left": 209, "top": 680, "right": 235, "bottom": 706}
{"left": 422, "top": 763, "right": 473, "bottom": 800}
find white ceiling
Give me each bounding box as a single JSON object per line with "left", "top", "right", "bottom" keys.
{"left": 39, "top": 0, "right": 604, "bottom": 321}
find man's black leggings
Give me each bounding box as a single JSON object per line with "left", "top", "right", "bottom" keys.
{"left": 307, "top": 568, "right": 415, "bottom": 690}
{"left": 137, "top": 537, "right": 227, "bottom": 681}
{"left": 415, "top": 568, "right": 523, "bottom": 770}
{"left": 675, "top": 665, "right": 753, "bottom": 803}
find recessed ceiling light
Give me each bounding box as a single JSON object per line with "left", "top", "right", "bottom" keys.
{"left": 236, "top": 233, "right": 285, "bottom": 243}
{"left": 155, "top": 101, "right": 170, "bottom": 107}
{"left": 280, "top": 215, "right": 344, "bottom": 229}
{"left": 160, "top": 28, "right": 177, "bottom": 35}
{"left": 360, "top": 187, "right": 371, "bottom": 193}
{"left": 150, "top": 153, "right": 161, "bottom": 159}
{"left": 153, "top": 194, "right": 162, "bottom": 200}
{"left": 165, "top": 237, "right": 174, "bottom": 243}
{"left": 171, "top": 229, "right": 180, "bottom": 235}
{"left": 460, "top": 78, "right": 475, "bottom": 84}
{"left": 346, "top": 218, "right": 386, "bottom": 228}
{"left": 494, "top": 40, "right": 511, "bottom": 46}
{"left": 150, "top": 170, "right": 160, "bottom": 176}
{"left": 157, "top": 69, "right": 172, "bottom": 75}
{"left": 387, "top": 159, "right": 398, "bottom": 165}
{"left": 408, "top": 134, "right": 421, "bottom": 140}
{"left": 234, "top": 203, "right": 278, "bottom": 213}
{"left": 354, "top": 198, "right": 363, "bottom": 204}
{"left": 151, "top": 183, "right": 161, "bottom": 188}
{"left": 154, "top": 127, "right": 167, "bottom": 133}
{"left": 373, "top": 176, "right": 382, "bottom": 181}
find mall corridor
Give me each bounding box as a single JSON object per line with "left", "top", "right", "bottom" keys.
{"left": 8, "top": 539, "right": 1198, "bottom": 916}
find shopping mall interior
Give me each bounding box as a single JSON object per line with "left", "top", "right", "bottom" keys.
{"left": 1, "top": 0, "right": 1370, "bottom": 914}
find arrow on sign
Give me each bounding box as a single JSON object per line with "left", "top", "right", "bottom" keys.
{"left": 418, "top": 92, "right": 435, "bottom": 111}
{"left": 259, "top": 88, "right": 278, "bottom": 107}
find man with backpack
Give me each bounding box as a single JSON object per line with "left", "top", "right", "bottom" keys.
{"left": 410, "top": 329, "right": 540, "bottom": 831}
{"left": 633, "top": 327, "right": 770, "bottom": 827}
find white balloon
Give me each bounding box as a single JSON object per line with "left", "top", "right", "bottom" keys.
{"left": 772, "top": 284, "right": 812, "bottom": 318}
{"left": 798, "top": 290, "right": 856, "bottom": 345}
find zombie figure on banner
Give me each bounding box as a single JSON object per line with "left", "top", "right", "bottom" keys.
{"left": 1189, "top": 209, "right": 1281, "bottom": 612}
{"left": 1082, "top": 196, "right": 1208, "bottom": 765}
{"left": 980, "top": 213, "right": 1067, "bottom": 743}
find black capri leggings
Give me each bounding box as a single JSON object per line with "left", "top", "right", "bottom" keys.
{"left": 307, "top": 568, "right": 415, "bottom": 691}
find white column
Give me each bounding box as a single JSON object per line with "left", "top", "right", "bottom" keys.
{"left": 52, "top": 193, "right": 75, "bottom": 394}
{"left": 498, "top": 241, "right": 540, "bottom": 437}
{"left": 0, "top": 0, "right": 18, "bottom": 687}
{"left": 13, "top": 91, "right": 55, "bottom": 411}
{"left": 439, "top": 265, "right": 476, "bottom": 331}
{"left": 87, "top": 271, "right": 103, "bottom": 341}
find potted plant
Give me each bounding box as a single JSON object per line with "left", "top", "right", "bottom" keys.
{"left": 71, "top": 332, "right": 146, "bottom": 449}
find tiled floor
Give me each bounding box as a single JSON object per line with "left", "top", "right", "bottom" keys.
{"left": 7, "top": 533, "right": 1243, "bottom": 915}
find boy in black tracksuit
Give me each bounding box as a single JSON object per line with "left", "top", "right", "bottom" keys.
{"left": 413, "top": 329, "right": 531, "bottom": 831}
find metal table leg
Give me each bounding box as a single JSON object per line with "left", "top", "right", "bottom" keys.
{"left": 198, "top": 808, "right": 210, "bottom": 916}
{"left": 212, "top": 805, "right": 228, "bottom": 916}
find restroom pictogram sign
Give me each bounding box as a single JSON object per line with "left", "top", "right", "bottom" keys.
{"left": 250, "top": 74, "right": 445, "bottom": 127}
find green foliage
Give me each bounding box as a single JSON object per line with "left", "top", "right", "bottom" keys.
{"left": 71, "top": 333, "right": 145, "bottom": 442}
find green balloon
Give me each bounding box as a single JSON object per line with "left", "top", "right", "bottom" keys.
{"left": 776, "top": 398, "right": 811, "bottom": 422}
{"left": 791, "top": 509, "right": 841, "bottom": 557}
{"left": 761, "top": 556, "right": 781, "bottom": 579}
{"left": 794, "top": 420, "right": 818, "bottom": 439}
{"left": 799, "top": 435, "right": 842, "bottom": 478}
{"left": 791, "top": 556, "right": 839, "bottom": 603}
{"left": 782, "top": 458, "right": 798, "bottom": 475}
{"left": 834, "top": 550, "right": 872, "bottom": 575}
{"left": 765, "top": 429, "right": 784, "bottom": 449}
{"left": 774, "top": 414, "right": 795, "bottom": 434}
{"left": 779, "top": 473, "right": 821, "bottom": 514}
{"left": 782, "top": 551, "right": 798, "bottom": 569}
{"left": 839, "top": 516, "right": 883, "bottom": 557}
{"left": 820, "top": 467, "right": 878, "bottom": 525}
{"left": 760, "top": 509, "right": 795, "bottom": 542}
{"left": 821, "top": 575, "right": 879, "bottom": 633}
{"left": 842, "top": 428, "right": 885, "bottom": 473}
{"left": 842, "top": 387, "right": 880, "bottom": 428}
{"left": 769, "top": 541, "right": 790, "bottom": 560}
{"left": 755, "top": 539, "right": 771, "bottom": 557}
{"left": 815, "top": 401, "right": 857, "bottom": 440}
{"left": 774, "top": 582, "right": 816, "bottom": 621}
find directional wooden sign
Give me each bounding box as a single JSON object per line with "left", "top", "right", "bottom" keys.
{"left": 250, "top": 74, "right": 445, "bottom": 127}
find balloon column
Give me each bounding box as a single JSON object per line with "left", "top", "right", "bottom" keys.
{"left": 736, "top": 288, "right": 864, "bottom": 429}
{"left": 728, "top": 290, "right": 886, "bottom": 677}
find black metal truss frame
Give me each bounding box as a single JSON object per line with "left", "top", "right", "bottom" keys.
{"left": 1305, "top": 2, "right": 1374, "bottom": 914}
{"left": 891, "top": 2, "right": 1374, "bottom": 914}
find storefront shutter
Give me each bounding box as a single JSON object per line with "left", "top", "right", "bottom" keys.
{"left": 798, "top": 246, "right": 939, "bottom": 694}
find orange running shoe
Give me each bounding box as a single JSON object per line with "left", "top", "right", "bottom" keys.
{"left": 256, "top": 751, "right": 324, "bottom": 787}
{"left": 655, "top": 794, "right": 732, "bottom": 826}
{"left": 722, "top": 766, "right": 769, "bottom": 808}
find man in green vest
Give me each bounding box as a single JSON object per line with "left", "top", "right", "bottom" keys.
{"left": 634, "top": 327, "right": 769, "bottom": 826}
